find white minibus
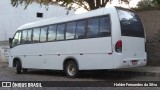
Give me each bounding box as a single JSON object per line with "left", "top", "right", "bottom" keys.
{"left": 9, "top": 6, "right": 147, "bottom": 77}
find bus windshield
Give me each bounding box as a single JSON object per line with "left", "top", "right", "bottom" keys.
{"left": 117, "top": 9, "right": 145, "bottom": 37}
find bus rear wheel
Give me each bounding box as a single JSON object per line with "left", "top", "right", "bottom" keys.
{"left": 65, "top": 61, "right": 78, "bottom": 78}
{"left": 16, "top": 60, "right": 22, "bottom": 74}
{"left": 22, "top": 69, "right": 28, "bottom": 73}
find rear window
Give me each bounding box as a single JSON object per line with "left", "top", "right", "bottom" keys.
{"left": 117, "top": 9, "right": 144, "bottom": 37}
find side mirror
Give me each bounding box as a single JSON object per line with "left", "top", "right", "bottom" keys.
{"left": 9, "top": 38, "right": 12, "bottom": 48}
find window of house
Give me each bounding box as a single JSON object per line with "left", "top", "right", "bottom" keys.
{"left": 37, "top": 12, "right": 43, "bottom": 18}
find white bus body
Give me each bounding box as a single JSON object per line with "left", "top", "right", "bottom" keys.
{"left": 9, "top": 6, "right": 147, "bottom": 77}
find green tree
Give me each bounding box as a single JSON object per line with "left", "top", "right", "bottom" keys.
{"left": 152, "top": 0, "right": 160, "bottom": 5}
{"left": 11, "top": 0, "right": 129, "bottom": 10}
{"left": 137, "top": 0, "right": 153, "bottom": 8}
{"left": 137, "top": 0, "right": 160, "bottom": 9}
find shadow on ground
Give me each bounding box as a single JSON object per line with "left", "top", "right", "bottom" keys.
{"left": 22, "top": 69, "right": 137, "bottom": 81}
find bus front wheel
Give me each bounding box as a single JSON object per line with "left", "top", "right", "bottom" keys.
{"left": 65, "top": 61, "right": 79, "bottom": 78}
{"left": 16, "top": 60, "right": 22, "bottom": 74}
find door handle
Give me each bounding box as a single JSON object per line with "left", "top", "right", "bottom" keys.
{"left": 39, "top": 55, "right": 42, "bottom": 56}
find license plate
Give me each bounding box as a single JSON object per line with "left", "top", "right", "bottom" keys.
{"left": 132, "top": 60, "right": 138, "bottom": 65}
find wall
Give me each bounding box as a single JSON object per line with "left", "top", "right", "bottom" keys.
{"left": 0, "top": 41, "right": 9, "bottom": 63}
{"left": 137, "top": 10, "right": 160, "bottom": 66}
{"left": 0, "top": 0, "right": 74, "bottom": 41}
{"left": 0, "top": 0, "right": 74, "bottom": 63}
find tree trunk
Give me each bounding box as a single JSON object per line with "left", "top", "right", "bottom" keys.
{"left": 85, "top": 0, "right": 96, "bottom": 10}
{"left": 96, "top": 0, "right": 100, "bottom": 8}
{"left": 101, "top": 0, "right": 110, "bottom": 7}
{"left": 85, "top": 0, "right": 110, "bottom": 10}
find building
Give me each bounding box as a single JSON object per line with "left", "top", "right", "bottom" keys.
{"left": 0, "top": 0, "right": 74, "bottom": 41}
{"left": 0, "top": 0, "right": 74, "bottom": 63}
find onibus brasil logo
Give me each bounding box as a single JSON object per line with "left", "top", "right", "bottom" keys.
{"left": 1, "top": 82, "right": 42, "bottom": 87}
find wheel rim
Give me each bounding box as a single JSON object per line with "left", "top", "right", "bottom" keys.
{"left": 67, "top": 64, "right": 76, "bottom": 76}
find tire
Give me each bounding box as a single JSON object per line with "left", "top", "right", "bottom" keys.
{"left": 16, "top": 60, "right": 22, "bottom": 74}
{"left": 65, "top": 61, "right": 79, "bottom": 78}
{"left": 22, "top": 69, "right": 28, "bottom": 73}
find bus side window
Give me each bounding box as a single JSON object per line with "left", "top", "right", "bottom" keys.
{"left": 48, "top": 25, "right": 57, "bottom": 41}
{"left": 99, "top": 16, "right": 111, "bottom": 37}
{"left": 21, "top": 30, "right": 27, "bottom": 44}
{"left": 12, "top": 31, "right": 22, "bottom": 47}
{"left": 66, "top": 22, "right": 76, "bottom": 40}
{"left": 26, "top": 29, "right": 32, "bottom": 44}
{"left": 87, "top": 17, "right": 99, "bottom": 38}
{"left": 40, "top": 27, "right": 48, "bottom": 42}
{"left": 76, "top": 20, "right": 86, "bottom": 39}
{"left": 33, "top": 28, "right": 40, "bottom": 43}
{"left": 56, "top": 24, "right": 65, "bottom": 40}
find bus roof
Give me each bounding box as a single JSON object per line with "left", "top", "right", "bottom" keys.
{"left": 17, "top": 6, "right": 117, "bottom": 30}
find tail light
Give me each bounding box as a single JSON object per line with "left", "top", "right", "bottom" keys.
{"left": 115, "top": 40, "right": 122, "bottom": 53}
